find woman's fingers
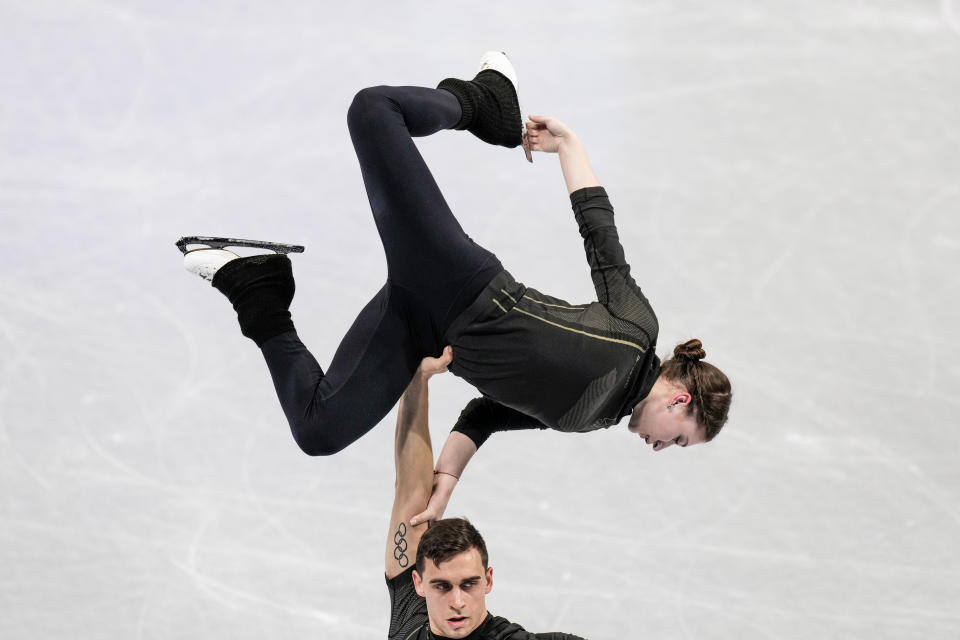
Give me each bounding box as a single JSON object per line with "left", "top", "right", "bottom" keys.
{"left": 410, "top": 472, "right": 457, "bottom": 525}
{"left": 409, "top": 506, "right": 432, "bottom": 527}
{"left": 409, "top": 489, "right": 445, "bottom": 526}
{"left": 525, "top": 128, "right": 556, "bottom": 153}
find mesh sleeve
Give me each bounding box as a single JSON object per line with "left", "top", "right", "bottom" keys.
{"left": 570, "top": 186, "right": 659, "bottom": 343}
{"left": 386, "top": 568, "right": 427, "bottom": 640}
{"left": 452, "top": 396, "right": 548, "bottom": 449}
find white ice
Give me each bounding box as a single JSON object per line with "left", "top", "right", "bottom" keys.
{"left": 1, "top": 1, "right": 959, "bottom": 638}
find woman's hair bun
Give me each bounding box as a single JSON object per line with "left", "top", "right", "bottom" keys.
{"left": 673, "top": 338, "right": 706, "bottom": 362}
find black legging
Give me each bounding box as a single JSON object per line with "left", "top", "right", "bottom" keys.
{"left": 260, "top": 85, "right": 503, "bottom": 455}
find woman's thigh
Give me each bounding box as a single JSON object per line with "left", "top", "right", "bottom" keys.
{"left": 347, "top": 85, "right": 500, "bottom": 302}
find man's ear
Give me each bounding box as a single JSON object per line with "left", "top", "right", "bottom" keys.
{"left": 412, "top": 569, "right": 425, "bottom": 597}
{"left": 672, "top": 391, "right": 692, "bottom": 407}
{"left": 484, "top": 566, "right": 494, "bottom": 595}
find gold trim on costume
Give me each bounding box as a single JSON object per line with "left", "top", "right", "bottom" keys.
{"left": 509, "top": 305, "right": 645, "bottom": 352}
{"left": 524, "top": 296, "right": 589, "bottom": 311}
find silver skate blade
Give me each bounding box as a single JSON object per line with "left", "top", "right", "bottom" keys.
{"left": 522, "top": 129, "right": 533, "bottom": 163}
{"left": 175, "top": 236, "right": 305, "bottom": 255}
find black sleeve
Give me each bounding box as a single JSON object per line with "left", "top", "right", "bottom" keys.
{"left": 570, "top": 186, "right": 658, "bottom": 341}
{"left": 532, "top": 634, "right": 588, "bottom": 640}
{"left": 386, "top": 567, "right": 427, "bottom": 640}
{"left": 451, "top": 396, "right": 548, "bottom": 449}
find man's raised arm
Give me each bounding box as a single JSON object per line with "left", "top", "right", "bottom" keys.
{"left": 384, "top": 347, "right": 452, "bottom": 579}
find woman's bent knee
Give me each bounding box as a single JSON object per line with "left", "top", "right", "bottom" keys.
{"left": 347, "top": 85, "right": 396, "bottom": 132}
{"left": 290, "top": 418, "right": 351, "bottom": 457}
{"left": 292, "top": 432, "right": 343, "bottom": 457}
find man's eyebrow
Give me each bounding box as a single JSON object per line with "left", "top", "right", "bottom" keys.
{"left": 429, "top": 576, "right": 482, "bottom": 585}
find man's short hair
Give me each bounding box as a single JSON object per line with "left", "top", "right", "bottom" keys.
{"left": 416, "top": 517, "right": 488, "bottom": 573}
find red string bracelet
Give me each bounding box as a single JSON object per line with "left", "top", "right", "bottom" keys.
{"left": 434, "top": 470, "right": 460, "bottom": 481}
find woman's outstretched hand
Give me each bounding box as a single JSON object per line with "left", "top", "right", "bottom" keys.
{"left": 525, "top": 115, "right": 575, "bottom": 153}
{"left": 409, "top": 470, "right": 457, "bottom": 526}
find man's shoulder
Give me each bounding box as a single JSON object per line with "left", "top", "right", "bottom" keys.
{"left": 483, "top": 613, "right": 588, "bottom": 640}
{"left": 478, "top": 613, "right": 529, "bottom": 639}
{"left": 386, "top": 568, "right": 428, "bottom": 640}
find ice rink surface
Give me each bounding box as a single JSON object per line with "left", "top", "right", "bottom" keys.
{"left": 2, "top": 1, "right": 959, "bottom": 638}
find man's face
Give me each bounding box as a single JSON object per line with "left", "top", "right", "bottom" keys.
{"left": 412, "top": 548, "right": 493, "bottom": 638}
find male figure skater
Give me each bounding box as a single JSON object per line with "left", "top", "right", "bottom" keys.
{"left": 385, "top": 346, "right": 586, "bottom": 640}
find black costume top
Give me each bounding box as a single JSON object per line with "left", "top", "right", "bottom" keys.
{"left": 444, "top": 186, "right": 661, "bottom": 448}
{"left": 387, "top": 567, "right": 586, "bottom": 640}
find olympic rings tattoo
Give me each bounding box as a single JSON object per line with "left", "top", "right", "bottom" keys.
{"left": 393, "top": 522, "right": 409, "bottom": 568}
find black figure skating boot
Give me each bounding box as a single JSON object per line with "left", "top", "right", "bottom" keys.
{"left": 438, "top": 51, "right": 533, "bottom": 162}
{"left": 177, "top": 236, "right": 305, "bottom": 346}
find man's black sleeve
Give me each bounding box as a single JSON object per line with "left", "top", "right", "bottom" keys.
{"left": 451, "top": 397, "right": 548, "bottom": 449}
{"left": 531, "top": 633, "right": 588, "bottom": 640}
{"left": 386, "top": 568, "right": 426, "bottom": 640}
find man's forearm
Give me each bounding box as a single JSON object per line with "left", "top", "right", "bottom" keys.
{"left": 558, "top": 135, "right": 601, "bottom": 194}
{"left": 394, "top": 373, "right": 433, "bottom": 497}
{"left": 386, "top": 350, "right": 451, "bottom": 577}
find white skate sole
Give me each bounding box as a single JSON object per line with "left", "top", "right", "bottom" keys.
{"left": 183, "top": 249, "right": 239, "bottom": 282}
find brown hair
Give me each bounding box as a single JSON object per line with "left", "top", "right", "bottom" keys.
{"left": 660, "top": 339, "right": 732, "bottom": 441}
{"left": 416, "top": 518, "right": 489, "bottom": 573}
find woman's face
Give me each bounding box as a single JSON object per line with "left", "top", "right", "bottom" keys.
{"left": 627, "top": 393, "right": 707, "bottom": 452}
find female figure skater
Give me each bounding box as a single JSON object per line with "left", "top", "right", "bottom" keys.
{"left": 177, "top": 52, "right": 732, "bottom": 522}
